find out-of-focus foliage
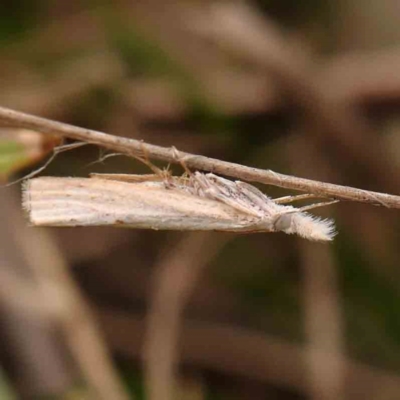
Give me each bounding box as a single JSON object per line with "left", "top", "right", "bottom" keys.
{"left": 0, "top": 368, "right": 16, "bottom": 400}
{"left": 0, "top": 130, "right": 60, "bottom": 180}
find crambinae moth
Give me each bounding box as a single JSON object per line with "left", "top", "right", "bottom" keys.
{"left": 23, "top": 171, "right": 337, "bottom": 241}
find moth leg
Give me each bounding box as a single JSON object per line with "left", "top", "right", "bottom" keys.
{"left": 273, "top": 193, "right": 320, "bottom": 204}
{"left": 171, "top": 146, "right": 192, "bottom": 176}
{"left": 90, "top": 173, "right": 163, "bottom": 183}
{"left": 190, "top": 171, "right": 216, "bottom": 198}
{"left": 134, "top": 141, "right": 167, "bottom": 176}
{"left": 298, "top": 199, "right": 339, "bottom": 212}
{"left": 131, "top": 141, "right": 176, "bottom": 189}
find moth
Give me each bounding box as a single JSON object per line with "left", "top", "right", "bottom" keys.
{"left": 22, "top": 171, "right": 337, "bottom": 241}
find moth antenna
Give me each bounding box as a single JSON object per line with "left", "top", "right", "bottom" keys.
{"left": 135, "top": 141, "right": 165, "bottom": 176}
{"left": 298, "top": 199, "right": 339, "bottom": 212}
{"left": 273, "top": 193, "right": 319, "bottom": 204}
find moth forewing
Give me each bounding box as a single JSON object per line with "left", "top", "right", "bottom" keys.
{"left": 22, "top": 177, "right": 270, "bottom": 232}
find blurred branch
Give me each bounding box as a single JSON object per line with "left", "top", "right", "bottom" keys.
{"left": 125, "top": 1, "right": 400, "bottom": 115}
{"left": 0, "top": 192, "right": 75, "bottom": 398}
{"left": 123, "top": 47, "right": 400, "bottom": 118}
{"left": 100, "top": 310, "right": 400, "bottom": 400}
{"left": 1, "top": 106, "right": 400, "bottom": 207}
{"left": 3, "top": 2, "right": 400, "bottom": 118}
{"left": 144, "top": 233, "right": 229, "bottom": 400}
{"left": 300, "top": 242, "right": 345, "bottom": 400}
{"left": 123, "top": 1, "right": 275, "bottom": 114}
{"left": 318, "top": 48, "right": 400, "bottom": 106}
{"left": 1, "top": 189, "right": 130, "bottom": 400}
{"left": 0, "top": 52, "right": 124, "bottom": 116}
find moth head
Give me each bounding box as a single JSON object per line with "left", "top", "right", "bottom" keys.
{"left": 273, "top": 212, "right": 296, "bottom": 234}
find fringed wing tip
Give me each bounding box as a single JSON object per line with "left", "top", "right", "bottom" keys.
{"left": 313, "top": 218, "right": 336, "bottom": 241}
{"left": 305, "top": 216, "right": 337, "bottom": 242}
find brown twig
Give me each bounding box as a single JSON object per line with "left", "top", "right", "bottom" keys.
{"left": 1, "top": 106, "right": 400, "bottom": 208}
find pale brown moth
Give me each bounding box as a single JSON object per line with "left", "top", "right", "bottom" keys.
{"left": 23, "top": 170, "right": 337, "bottom": 241}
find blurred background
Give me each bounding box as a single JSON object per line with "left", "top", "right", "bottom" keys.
{"left": 1, "top": 1, "right": 400, "bottom": 399}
